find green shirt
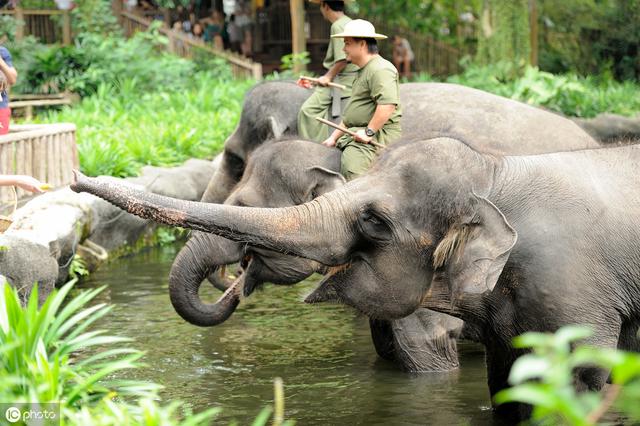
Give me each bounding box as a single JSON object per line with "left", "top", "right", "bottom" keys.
{"left": 323, "top": 15, "right": 359, "bottom": 74}
{"left": 342, "top": 55, "right": 402, "bottom": 129}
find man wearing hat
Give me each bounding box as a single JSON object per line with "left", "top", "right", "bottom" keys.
{"left": 297, "top": 0, "right": 358, "bottom": 142}
{"left": 322, "top": 19, "right": 402, "bottom": 180}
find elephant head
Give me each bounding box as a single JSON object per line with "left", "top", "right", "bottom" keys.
{"left": 167, "top": 140, "right": 345, "bottom": 326}
{"left": 72, "top": 137, "right": 517, "bottom": 322}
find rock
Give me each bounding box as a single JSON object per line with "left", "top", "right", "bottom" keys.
{"left": 0, "top": 157, "right": 218, "bottom": 302}
{"left": 0, "top": 234, "right": 58, "bottom": 305}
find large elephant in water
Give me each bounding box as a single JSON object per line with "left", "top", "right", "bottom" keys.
{"left": 173, "top": 82, "right": 599, "bottom": 371}
{"left": 73, "top": 138, "right": 640, "bottom": 421}
{"left": 174, "top": 138, "right": 463, "bottom": 372}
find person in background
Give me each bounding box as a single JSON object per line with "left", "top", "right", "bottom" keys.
{"left": 0, "top": 175, "right": 46, "bottom": 193}
{"left": 203, "top": 9, "right": 225, "bottom": 50}
{"left": 392, "top": 35, "right": 414, "bottom": 79}
{"left": 227, "top": 14, "right": 242, "bottom": 53}
{"left": 0, "top": 44, "right": 17, "bottom": 135}
{"left": 191, "top": 22, "right": 204, "bottom": 40}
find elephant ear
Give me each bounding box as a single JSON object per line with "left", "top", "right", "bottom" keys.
{"left": 433, "top": 195, "right": 517, "bottom": 296}
{"left": 306, "top": 166, "right": 346, "bottom": 198}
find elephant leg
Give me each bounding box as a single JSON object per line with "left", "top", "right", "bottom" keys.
{"left": 390, "top": 309, "right": 463, "bottom": 372}
{"left": 369, "top": 318, "right": 396, "bottom": 361}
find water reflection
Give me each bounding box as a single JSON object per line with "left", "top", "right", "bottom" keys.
{"left": 82, "top": 245, "right": 498, "bottom": 425}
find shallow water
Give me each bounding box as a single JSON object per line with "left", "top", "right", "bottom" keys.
{"left": 82, "top": 244, "right": 499, "bottom": 425}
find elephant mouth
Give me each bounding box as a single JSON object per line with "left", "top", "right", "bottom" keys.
{"left": 304, "top": 262, "right": 351, "bottom": 304}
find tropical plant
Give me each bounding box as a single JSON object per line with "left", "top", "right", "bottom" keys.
{"left": 495, "top": 325, "right": 640, "bottom": 425}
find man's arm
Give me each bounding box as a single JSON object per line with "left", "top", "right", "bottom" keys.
{"left": 353, "top": 104, "right": 397, "bottom": 144}
{"left": 318, "top": 59, "right": 348, "bottom": 86}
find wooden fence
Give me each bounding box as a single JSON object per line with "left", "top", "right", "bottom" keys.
{"left": 372, "top": 20, "right": 465, "bottom": 77}
{"left": 0, "top": 9, "right": 71, "bottom": 45}
{"left": 120, "top": 11, "right": 262, "bottom": 80}
{"left": 0, "top": 124, "right": 78, "bottom": 203}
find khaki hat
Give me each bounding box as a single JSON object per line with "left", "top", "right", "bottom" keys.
{"left": 331, "top": 19, "right": 387, "bottom": 40}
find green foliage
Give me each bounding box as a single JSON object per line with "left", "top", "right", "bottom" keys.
{"left": 71, "top": 0, "right": 121, "bottom": 36}
{"left": 68, "top": 255, "right": 90, "bottom": 280}
{"left": 495, "top": 325, "right": 640, "bottom": 425}
{"left": 476, "top": 0, "right": 531, "bottom": 74}
{"left": 0, "top": 15, "right": 17, "bottom": 42}
{"left": 0, "top": 280, "right": 159, "bottom": 405}
{"left": 35, "top": 74, "right": 251, "bottom": 177}
{"left": 278, "top": 51, "right": 311, "bottom": 77}
{"left": 350, "top": 0, "right": 481, "bottom": 46}
{"left": 538, "top": 0, "right": 640, "bottom": 81}
{"left": 439, "top": 62, "right": 640, "bottom": 117}
{"left": 0, "top": 280, "right": 296, "bottom": 424}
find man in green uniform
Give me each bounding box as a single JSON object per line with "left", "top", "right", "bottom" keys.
{"left": 297, "top": 0, "right": 358, "bottom": 142}
{"left": 322, "top": 19, "right": 402, "bottom": 180}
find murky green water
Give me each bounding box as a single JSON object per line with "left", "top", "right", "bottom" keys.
{"left": 82, "top": 244, "right": 498, "bottom": 425}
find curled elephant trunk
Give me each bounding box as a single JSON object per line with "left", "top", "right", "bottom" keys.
{"left": 169, "top": 232, "right": 243, "bottom": 326}
{"left": 72, "top": 171, "right": 354, "bottom": 266}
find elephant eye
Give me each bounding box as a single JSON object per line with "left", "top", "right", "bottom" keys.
{"left": 358, "top": 210, "right": 392, "bottom": 244}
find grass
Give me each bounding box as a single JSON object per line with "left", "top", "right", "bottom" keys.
{"left": 33, "top": 73, "right": 253, "bottom": 178}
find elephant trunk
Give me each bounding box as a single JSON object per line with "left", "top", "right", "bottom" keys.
{"left": 169, "top": 232, "right": 243, "bottom": 326}
{"left": 72, "top": 172, "right": 354, "bottom": 266}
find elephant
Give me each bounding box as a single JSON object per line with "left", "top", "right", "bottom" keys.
{"left": 172, "top": 138, "right": 464, "bottom": 372}
{"left": 169, "top": 81, "right": 598, "bottom": 369}
{"left": 72, "top": 137, "right": 640, "bottom": 420}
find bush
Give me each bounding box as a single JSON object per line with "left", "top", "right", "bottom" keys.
{"left": 495, "top": 325, "right": 640, "bottom": 425}
{"left": 414, "top": 61, "right": 640, "bottom": 118}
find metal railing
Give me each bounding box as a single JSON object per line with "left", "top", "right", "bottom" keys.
{"left": 0, "top": 124, "right": 78, "bottom": 203}
{"left": 120, "top": 11, "right": 262, "bottom": 80}
{"left": 0, "top": 8, "right": 72, "bottom": 45}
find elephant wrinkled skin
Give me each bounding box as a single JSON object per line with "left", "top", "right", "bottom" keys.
{"left": 72, "top": 138, "right": 640, "bottom": 421}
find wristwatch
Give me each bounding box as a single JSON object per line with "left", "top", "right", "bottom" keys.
{"left": 365, "top": 127, "right": 376, "bottom": 137}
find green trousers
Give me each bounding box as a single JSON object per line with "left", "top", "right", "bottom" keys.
{"left": 297, "top": 73, "right": 355, "bottom": 142}
{"left": 336, "top": 124, "right": 402, "bottom": 181}
{"left": 298, "top": 86, "right": 333, "bottom": 142}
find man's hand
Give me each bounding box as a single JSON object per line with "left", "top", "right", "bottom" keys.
{"left": 353, "top": 129, "right": 373, "bottom": 144}
{"left": 322, "top": 136, "right": 337, "bottom": 148}
{"left": 296, "top": 78, "right": 313, "bottom": 89}
{"left": 317, "top": 75, "right": 331, "bottom": 86}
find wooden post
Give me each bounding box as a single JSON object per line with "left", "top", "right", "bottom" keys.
{"left": 15, "top": 7, "right": 24, "bottom": 41}
{"left": 289, "top": 0, "right": 306, "bottom": 74}
{"left": 529, "top": 0, "right": 538, "bottom": 66}
{"left": 62, "top": 10, "right": 71, "bottom": 45}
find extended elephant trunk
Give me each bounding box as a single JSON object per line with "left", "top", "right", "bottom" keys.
{"left": 169, "top": 232, "right": 243, "bottom": 326}
{"left": 71, "top": 171, "right": 353, "bottom": 266}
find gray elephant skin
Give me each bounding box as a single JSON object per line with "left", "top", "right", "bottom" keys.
{"left": 169, "top": 81, "right": 598, "bottom": 371}
{"left": 72, "top": 137, "right": 640, "bottom": 420}
{"left": 173, "top": 139, "right": 463, "bottom": 372}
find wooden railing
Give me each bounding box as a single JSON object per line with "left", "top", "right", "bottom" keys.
{"left": 0, "top": 9, "right": 72, "bottom": 45}
{"left": 0, "top": 124, "right": 78, "bottom": 202}
{"left": 120, "top": 11, "right": 262, "bottom": 80}
{"left": 371, "top": 20, "right": 465, "bottom": 77}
